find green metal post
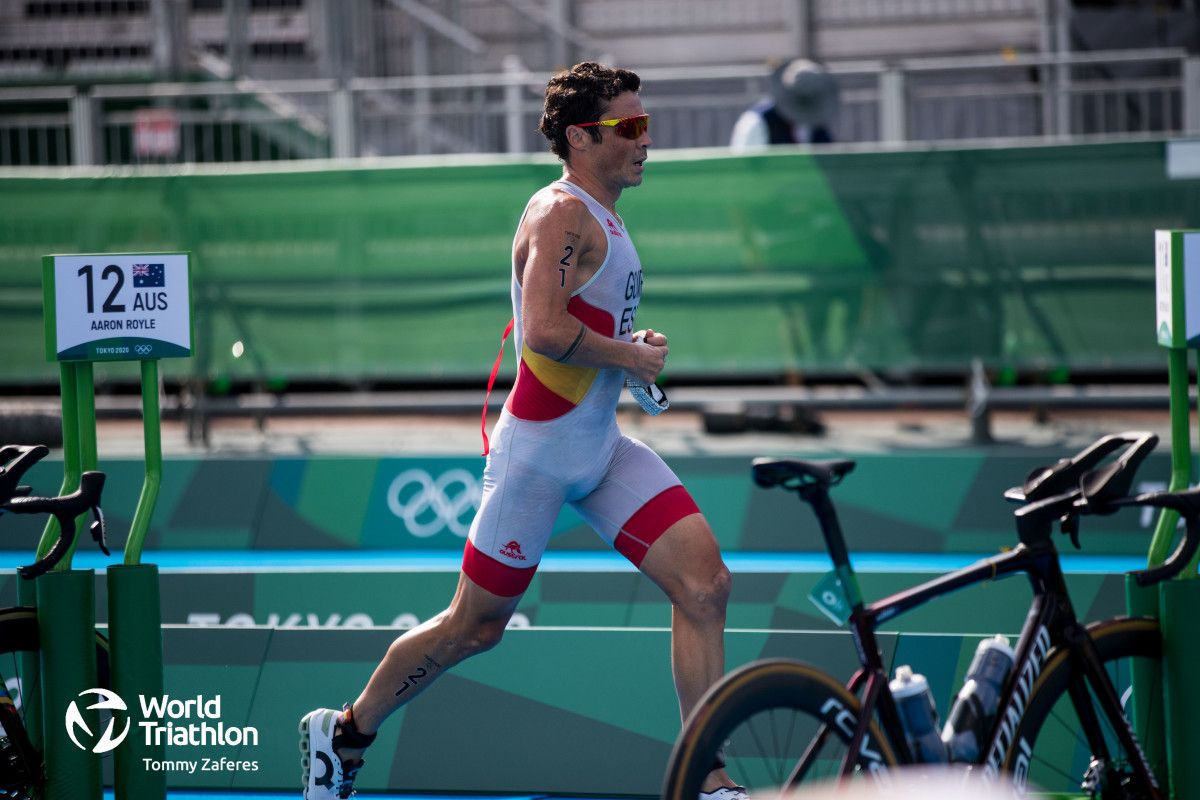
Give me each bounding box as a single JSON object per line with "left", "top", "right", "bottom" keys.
{"left": 1142, "top": 229, "right": 1200, "bottom": 798}
{"left": 1124, "top": 348, "right": 1188, "bottom": 789}
{"left": 64, "top": 361, "right": 97, "bottom": 566}
{"left": 124, "top": 360, "right": 161, "bottom": 565}
{"left": 74, "top": 361, "right": 97, "bottom": 472}
{"left": 1147, "top": 347, "right": 1192, "bottom": 572}
{"left": 108, "top": 564, "right": 166, "bottom": 800}
{"left": 1161, "top": 579, "right": 1200, "bottom": 799}
{"left": 108, "top": 359, "right": 167, "bottom": 799}
{"left": 35, "top": 569, "right": 102, "bottom": 800}
{"left": 1156, "top": 344, "right": 1200, "bottom": 799}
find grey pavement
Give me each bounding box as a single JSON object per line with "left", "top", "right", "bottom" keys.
{"left": 90, "top": 405, "right": 1177, "bottom": 459}
{"left": 1, "top": 384, "right": 1181, "bottom": 459}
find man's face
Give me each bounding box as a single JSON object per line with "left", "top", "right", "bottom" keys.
{"left": 583, "top": 91, "right": 652, "bottom": 188}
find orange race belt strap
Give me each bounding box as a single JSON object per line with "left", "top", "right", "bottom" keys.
{"left": 481, "top": 317, "right": 515, "bottom": 456}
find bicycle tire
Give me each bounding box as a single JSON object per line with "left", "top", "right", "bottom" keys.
{"left": 662, "top": 658, "right": 898, "bottom": 800}
{"left": 1004, "top": 617, "right": 1163, "bottom": 799}
{"left": 0, "top": 606, "right": 111, "bottom": 800}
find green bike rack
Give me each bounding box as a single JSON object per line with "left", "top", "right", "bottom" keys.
{"left": 37, "top": 253, "right": 192, "bottom": 800}
{"left": 1125, "top": 230, "right": 1200, "bottom": 799}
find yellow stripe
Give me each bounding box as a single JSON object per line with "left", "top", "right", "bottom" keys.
{"left": 522, "top": 344, "right": 597, "bottom": 405}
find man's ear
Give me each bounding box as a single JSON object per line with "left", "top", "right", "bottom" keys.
{"left": 566, "top": 124, "right": 589, "bottom": 153}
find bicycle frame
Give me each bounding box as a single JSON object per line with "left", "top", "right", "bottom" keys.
{"left": 792, "top": 491, "right": 1159, "bottom": 794}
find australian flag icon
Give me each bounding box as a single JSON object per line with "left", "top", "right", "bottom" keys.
{"left": 132, "top": 263, "right": 165, "bottom": 288}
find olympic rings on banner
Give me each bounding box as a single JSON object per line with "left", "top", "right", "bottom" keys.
{"left": 386, "top": 468, "right": 481, "bottom": 538}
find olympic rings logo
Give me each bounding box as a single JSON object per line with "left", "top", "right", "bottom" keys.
{"left": 134, "top": 344, "right": 153, "bottom": 355}
{"left": 386, "top": 468, "right": 481, "bottom": 538}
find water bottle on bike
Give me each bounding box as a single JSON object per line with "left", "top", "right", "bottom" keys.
{"left": 942, "top": 634, "right": 1016, "bottom": 762}
{"left": 889, "top": 665, "right": 947, "bottom": 763}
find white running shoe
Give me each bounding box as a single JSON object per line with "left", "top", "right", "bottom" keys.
{"left": 699, "top": 787, "right": 749, "bottom": 800}
{"left": 299, "top": 708, "right": 363, "bottom": 799}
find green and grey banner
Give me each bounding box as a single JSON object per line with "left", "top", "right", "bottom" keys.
{"left": 37, "top": 622, "right": 1118, "bottom": 793}
{"left": 2, "top": 139, "right": 1196, "bottom": 386}
{"left": 0, "top": 449, "right": 1180, "bottom": 555}
{"left": 0, "top": 568, "right": 1130, "bottom": 636}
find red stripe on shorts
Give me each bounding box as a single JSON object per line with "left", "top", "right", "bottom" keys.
{"left": 462, "top": 539, "right": 537, "bottom": 597}
{"left": 614, "top": 485, "right": 701, "bottom": 567}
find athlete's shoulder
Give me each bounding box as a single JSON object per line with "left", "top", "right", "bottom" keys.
{"left": 521, "top": 184, "right": 599, "bottom": 240}
{"left": 526, "top": 184, "right": 588, "bottom": 222}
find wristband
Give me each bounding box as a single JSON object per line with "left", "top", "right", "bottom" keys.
{"left": 628, "top": 333, "right": 669, "bottom": 415}
{"left": 626, "top": 380, "right": 669, "bottom": 415}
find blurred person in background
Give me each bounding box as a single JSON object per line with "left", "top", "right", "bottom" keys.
{"left": 730, "top": 58, "right": 840, "bottom": 149}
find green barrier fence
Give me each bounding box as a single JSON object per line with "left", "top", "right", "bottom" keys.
{"left": 0, "top": 449, "right": 1182, "bottom": 555}
{"left": 0, "top": 568, "right": 1133, "bottom": 637}
{"left": 2, "top": 139, "right": 1198, "bottom": 387}
{"left": 136, "top": 622, "right": 1132, "bottom": 794}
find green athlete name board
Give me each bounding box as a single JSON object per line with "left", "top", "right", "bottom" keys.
{"left": 1155, "top": 230, "right": 1200, "bottom": 349}
{"left": 42, "top": 252, "right": 192, "bottom": 362}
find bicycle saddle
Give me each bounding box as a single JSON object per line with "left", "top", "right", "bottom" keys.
{"left": 752, "top": 458, "right": 856, "bottom": 491}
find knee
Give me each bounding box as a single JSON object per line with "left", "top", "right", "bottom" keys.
{"left": 445, "top": 614, "right": 508, "bottom": 661}
{"left": 466, "top": 617, "right": 507, "bottom": 655}
{"left": 674, "top": 563, "right": 732, "bottom": 623}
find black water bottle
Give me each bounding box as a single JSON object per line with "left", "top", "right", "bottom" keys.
{"left": 942, "top": 635, "right": 1015, "bottom": 762}
{"left": 889, "top": 665, "right": 947, "bottom": 763}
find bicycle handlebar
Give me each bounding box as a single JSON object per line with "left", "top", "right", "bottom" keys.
{"left": 1, "top": 446, "right": 110, "bottom": 578}
{"left": 1006, "top": 431, "right": 1158, "bottom": 503}
{"left": 1010, "top": 430, "right": 1197, "bottom": 586}
{"left": 0, "top": 444, "right": 50, "bottom": 504}
{"left": 1080, "top": 486, "right": 1200, "bottom": 586}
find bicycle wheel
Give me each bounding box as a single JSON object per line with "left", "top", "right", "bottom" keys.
{"left": 0, "top": 607, "right": 111, "bottom": 800}
{"left": 1005, "top": 617, "right": 1163, "bottom": 799}
{"left": 663, "top": 659, "right": 898, "bottom": 800}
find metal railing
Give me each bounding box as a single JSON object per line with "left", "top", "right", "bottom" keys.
{"left": 0, "top": 47, "right": 1196, "bottom": 167}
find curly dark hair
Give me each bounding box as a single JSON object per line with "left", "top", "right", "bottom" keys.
{"left": 538, "top": 62, "right": 641, "bottom": 161}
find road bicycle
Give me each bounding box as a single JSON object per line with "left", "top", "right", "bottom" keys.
{"left": 0, "top": 443, "right": 111, "bottom": 799}
{"left": 663, "top": 431, "right": 1199, "bottom": 799}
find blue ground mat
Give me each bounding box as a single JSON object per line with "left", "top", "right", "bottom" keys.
{"left": 1, "top": 549, "right": 1144, "bottom": 574}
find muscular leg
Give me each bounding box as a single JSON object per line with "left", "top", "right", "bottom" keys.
{"left": 336, "top": 572, "right": 522, "bottom": 759}
{"left": 637, "top": 513, "right": 735, "bottom": 792}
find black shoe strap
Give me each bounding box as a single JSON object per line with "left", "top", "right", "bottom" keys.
{"left": 334, "top": 704, "right": 377, "bottom": 750}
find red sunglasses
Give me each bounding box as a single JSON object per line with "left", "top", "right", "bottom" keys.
{"left": 574, "top": 113, "right": 650, "bottom": 140}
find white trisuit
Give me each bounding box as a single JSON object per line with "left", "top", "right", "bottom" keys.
{"left": 463, "top": 179, "right": 700, "bottom": 596}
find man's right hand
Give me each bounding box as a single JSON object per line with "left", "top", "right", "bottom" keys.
{"left": 628, "top": 335, "right": 668, "bottom": 386}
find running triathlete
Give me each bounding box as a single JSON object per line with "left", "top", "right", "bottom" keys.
{"left": 301, "top": 61, "right": 742, "bottom": 800}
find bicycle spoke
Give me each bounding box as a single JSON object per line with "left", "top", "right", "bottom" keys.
{"left": 780, "top": 706, "right": 799, "bottom": 780}
{"left": 743, "top": 713, "right": 773, "bottom": 786}
{"left": 767, "top": 709, "right": 783, "bottom": 786}
{"left": 720, "top": 705, "right": 851, "bottom": 791}
{"left": 1027, "top": 730, "right": 1080, "bottom": 786}
{"left": 1046, "top": 705, "right": 1093, "bottom": 753}
{"left": 1015, "top": 624, "right": 1162, "bottom": 798}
